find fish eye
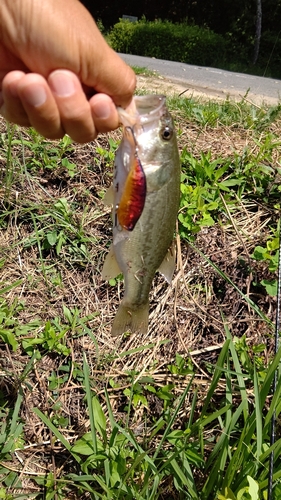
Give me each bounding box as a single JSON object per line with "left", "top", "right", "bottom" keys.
{"left": 161, "top": 126, "right": 173, "bottom": 141}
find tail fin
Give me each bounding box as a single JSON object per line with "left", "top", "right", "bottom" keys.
{"left": 111, "top": 302, "right": 149, "bottom": 337}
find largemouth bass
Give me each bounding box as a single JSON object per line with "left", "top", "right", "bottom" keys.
{"left": 102, "top": 95, "right": 180, "bottom": 337}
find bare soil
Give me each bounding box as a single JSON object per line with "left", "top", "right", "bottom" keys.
{"left": 136, "top": 73, "right": 279, "bottom": 105}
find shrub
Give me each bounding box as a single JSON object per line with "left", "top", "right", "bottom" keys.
{"left": 258, "top": 30, "right": 281, "bottom": 78}
{"left": 109, "top": 19, "right": 227, "bottom": 67}
{"left": 109, "top": 19, "right": 136, "bottom": 54}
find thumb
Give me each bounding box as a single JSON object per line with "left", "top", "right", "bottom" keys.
{"left": 86, "top": 45, "right": 136, "bottom": 107}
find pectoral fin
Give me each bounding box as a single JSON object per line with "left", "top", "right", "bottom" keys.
{"left": 102, "top": 245, "right": 122, "bottom": 280}
{"left": 158, "top": 242, "right": 176, "bottom": 284}
{"left": 103, "top": 185, "right": 114, "bottom": 206}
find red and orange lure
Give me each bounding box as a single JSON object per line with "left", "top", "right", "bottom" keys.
{"left": 117, "top": 150, "right": 146, "bottom": 231}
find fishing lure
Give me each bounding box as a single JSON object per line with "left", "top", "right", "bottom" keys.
{"left": 116, "top": 128, "right": 146, "bottom": 231}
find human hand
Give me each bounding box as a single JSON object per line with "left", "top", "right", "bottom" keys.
{"left": 0, "top": 0, "right": 136, "bottom": 142}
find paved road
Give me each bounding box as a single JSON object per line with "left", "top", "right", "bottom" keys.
{"left": 119, "top": 53, "right": 281, "bottom": 104}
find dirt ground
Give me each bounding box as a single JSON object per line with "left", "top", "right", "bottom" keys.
{"left": 136, "top": 73, "right": 280, "bottom": 105}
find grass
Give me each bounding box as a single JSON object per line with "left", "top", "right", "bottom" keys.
{"left": 0, "top": 79, "right": 281, "bottom": 499}
{"left": 130, "top": 66, "right": 158, "bottom": 77}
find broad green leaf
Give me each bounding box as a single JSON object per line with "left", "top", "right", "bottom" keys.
{"left": 237, "top": 486, "right": 248, "bottom": 500}
{"left": 201, "top": 214, "right": 215, "bottom": 226}
{"left": 46, "top": 231, "right": 58, "bottom": 246}
{"left": 247, "top": 475, "right": 259, "bottom": 500}
{"left": 0, "top": 330, "right": 18, "bottom": 351}
{"left": 252, "top": 246, "right": 268, "bottom": 260}
{"left": 267, "top": 237, "right": 279, "bottom": 251}
{"left": 133, "top": 393, "right": 148, "bottom": 407}
{"left": 261, "top": 279, "right": 277, "bottom": 297}
{"left": 71, "top": 433, "right": 103, "bottom": 456}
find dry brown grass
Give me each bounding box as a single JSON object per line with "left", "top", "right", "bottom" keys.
{"left": 0, "top": 81, "right": 280, "bottom": 497}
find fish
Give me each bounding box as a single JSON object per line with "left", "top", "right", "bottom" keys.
{"left": 102, "top": 94, "right": 181, "bottom": 337}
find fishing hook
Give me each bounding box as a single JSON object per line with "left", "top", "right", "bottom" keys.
{"left": 124, "top": 125, "right": 140, "bottom": 156}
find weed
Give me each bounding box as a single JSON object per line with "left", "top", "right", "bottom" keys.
{"left": 1, "top": 88, "right": 281, "bottom": 498}
{"left": 95, "top": 137, "right": 118, "bottom": 170}
{"left": 179, "top": 150, "right": 238, "bottom": 237}
{"left": 20, "top": 129, "right": 74, "bottom": 173}
{"left": 27, "top": 339, "right": 281, "bottom": 499}
{"left": 131, "top": 65, "right": 158, "bottom": 77}
{"left": 252, "top": 224, "right": 280, "bottom": 296}
{"left": 19, "top": 197, "right": 95, "bottom": 267}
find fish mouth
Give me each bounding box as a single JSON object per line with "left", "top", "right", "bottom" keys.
{"left": 118, "top": 95, "right": 166, "bottom": 126}
{"left": 134, "top": 95, "right": 166, "bottom": 122}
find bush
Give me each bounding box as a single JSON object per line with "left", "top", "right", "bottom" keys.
{"left": 109, "top": 19, "right": 136, "bottom": 54}
{"left": 109, "top": 19, "right": 227, "bottom": 67}
{"left": 258, "top": 31, "right": 281, "bottom": 78}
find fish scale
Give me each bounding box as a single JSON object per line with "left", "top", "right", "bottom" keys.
{"left": 102, "top": 95, "right": 181, "bottom": 337}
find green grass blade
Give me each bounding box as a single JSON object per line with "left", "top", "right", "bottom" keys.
{"left": 266, "top": 383, "right": 281, "bottom": 428}
{"left": 147, "top": 475, "right": 161, "bottom": 500}
{"left": 224, "top": 319, "right": 249, "bottom": 419}
{"left": 33, "top": 407, "right": 81, "bottom": 464}
{"left": 104, "top": 387, "right": 116, "bottom": 429}
{"left": 83, "top": 352, "right": 97, "bottom": 454}
{"left": 159, "top": 447, "right": 199, "bottom": 499}
{"left": 116, "top": 339, "right": 170, "bottom": 359}
{"left": 149, "top": 417, "right": 166, "bottom": 441}
{"left": 170, "top": 458, "right": 195, "bottom": 491}
{"left": 104, "top": 388, "right": 157, "bottom": 472}
{"left": 200, "top": 405, "right": 232, "bottom": 429}
{"left": 10, "top": 386, "right": 24, "bottom": 434}
{"left": 253, "top": 365, "right": 262, "bottom": 459}
{"left": 205, "top": 399, "right": 247, "bottom": 469}
{"left": 92, "top": 473, "right": 114, "bottom": 498}
{"left": 0, "top": 279, "right": 23, "bottom": 295}
{"left": 259, "top": 345, "right": 281, "bottom": 409}
{"left": 221, "top": 425, "right": 248, "bottom": 490}
{"left": 188, "top": 389, "right": 198, "bottom": 428}
{"left": 259, "top": 466, "right": 281, "bottom": 490}
{"left": 152, "top": 376, "right": 193, "bottom": 461}
{"left": 200, "top": 340, "right": 230, "bottom": 418}
{"left": 140, "top": 378, "right": 194, "bottom": 497}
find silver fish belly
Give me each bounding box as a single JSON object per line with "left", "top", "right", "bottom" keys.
{"left": 102, "top": 95, "right": 181, "bottom": 337}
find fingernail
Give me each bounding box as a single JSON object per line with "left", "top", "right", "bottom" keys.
{"left": 93, "top": 99, "right": 111, "bottom": 119}
{"left": 49, "top": 70, "right": 76, "bottom": 97}
{"left": 23, "top": 85, "right": 47, "bottom": 107}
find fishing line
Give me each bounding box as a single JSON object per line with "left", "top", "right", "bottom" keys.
{"left": 268, "top": 218, "right": 281, "bottom": 500}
